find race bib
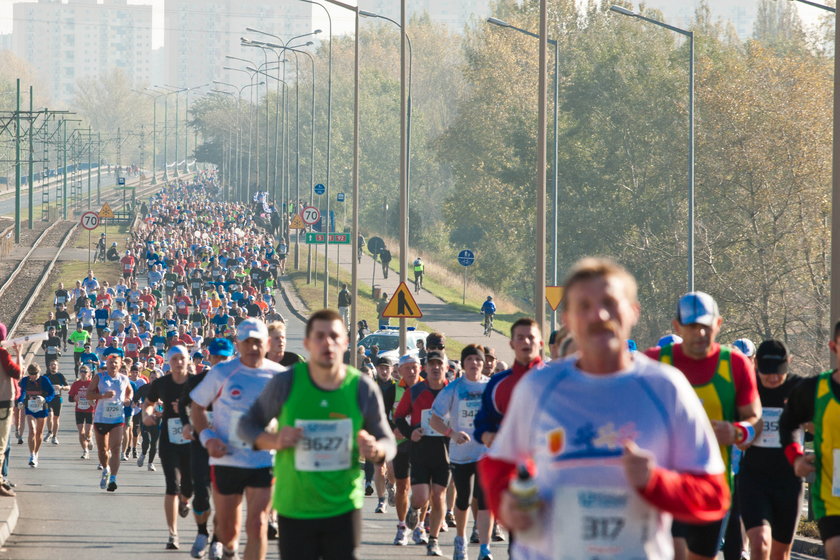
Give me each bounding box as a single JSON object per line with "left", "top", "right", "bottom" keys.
{"left": 457, "top": 398, "right": 481, "bottom": 432}
{"left": 167, "top": 418, "right": 188, "bottom": 445}
{"left": 103, "top": 401, "right": 123, "bottom": 420}
{"left": 833, "top": 450, "right": 840, "bottom": 497}
{"left": 295, "top": 419, "right": 353, "bottom": 472}
{"left": 78, "top": 397, "right": 90, "bottom": 409}
{"left": 756, "top": 407, "right": 782, "bottom": 448}
{"left": 553, "top": 486, "right": 657, "bottom": 560}
{"left": 27, "top": 397, "right": 43, "bottom": 413}
{"left": 421, "top": 409, "right": 444, "bottom": 437}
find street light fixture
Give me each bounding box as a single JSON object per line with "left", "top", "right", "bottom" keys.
{"left": 487, "top": 16, "right": 561, "bottom": 329}
{"left": 610, "top": 5, "right": 696, "bottom": 293}
{"left": 791, "top": 0, "right": 835, "bottom": 11}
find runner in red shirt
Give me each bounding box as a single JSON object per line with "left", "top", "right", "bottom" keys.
{"left": 120, "top": 251, "right": 136, "bottom": 280}
{"left": 124, "top": 328, "right": 143, "bottom": 361}
{"left": 175, "top": 294, "right": 192, "bottom": 320}
{"left": 68, "top": 365, "right": 95, "bottom": 459}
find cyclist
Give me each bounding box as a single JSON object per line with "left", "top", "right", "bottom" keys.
{"left": 480, "top": 296, "right": 496, "bottom": 335}
{"left": 413, "top": 257, "right": 424, "bottom": 291}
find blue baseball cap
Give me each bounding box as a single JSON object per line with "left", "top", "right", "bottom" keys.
{"left": 208, "top": 338, "right": 234, "bottom": 357}
{"left": 677, "top": 292, "right": 719, "bottom": 327}
{"left": 657, "top": 334, "right": 683, "bottom": 348}
{"left": 732, "top": 338, "right": 756, "bottom": 358}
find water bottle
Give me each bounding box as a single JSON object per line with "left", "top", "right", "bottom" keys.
{"left": 509, "top": 465, "right": 540, "bottom": 539}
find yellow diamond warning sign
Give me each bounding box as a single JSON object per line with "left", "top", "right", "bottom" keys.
{"left": 382, "top": 282, "right": 422, "bottom": 319}
{"left": 289, "top": 214, "right": 306, "bottom": 230}
{"left": 98, "top": 202, "right": 115, "bottom": 219}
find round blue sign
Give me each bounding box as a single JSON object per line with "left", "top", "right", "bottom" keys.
{"left": 458, "top": 249, "right": 475, "bottom": 267}
{"left": 314, "top": 183, "right": 326, "bottom": 195}
{"left": 337, "top": 192, "right": 345, "bottom": 202}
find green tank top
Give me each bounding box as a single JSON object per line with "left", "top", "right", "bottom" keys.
{"left": 812, "top": 370, "right": 840, "bottom": 519}
{"left": 274, "top": 362, "right": 364, "bottom": 519}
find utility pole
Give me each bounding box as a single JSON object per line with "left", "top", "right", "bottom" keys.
{"left": 62, "top": 121, "right": 67, "bottom": 219}
{"left": 14, "top": 79, "right": 21, "bottom": 243}
{"left": 139, "top": 124, "right": 146, "bottom": 187}
{"left": 27, "top": 85, "right": 33, "bottom": 229}
{"left": 87, "top": 126, "right": 92, "bottom": 209}
{"left": 96, "top": 131, "right": 101, "bottom": 205}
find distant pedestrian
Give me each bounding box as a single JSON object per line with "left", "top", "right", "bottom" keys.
{"left": 377, "top": 293, "right": 390, "bottom": 329}
{"left": 380, "top": 248, "right": 392, "bottom": 279}
{"left": 337, "top": 284, "right": 352, "bottom": 331}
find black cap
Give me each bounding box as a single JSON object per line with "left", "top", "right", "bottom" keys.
{"left": 756, "top": 339, "right": 789, "bottom": 374}
{"left": 375, "top": 356, "right": 394, "bottom": 367}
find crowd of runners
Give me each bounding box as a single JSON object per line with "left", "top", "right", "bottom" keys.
{"left": 0, "top": 172, "right": 837, "bottom": 560}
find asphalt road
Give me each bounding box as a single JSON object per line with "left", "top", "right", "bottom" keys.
{"left": 0, "top": 281, "right": 509, "bottom": 560}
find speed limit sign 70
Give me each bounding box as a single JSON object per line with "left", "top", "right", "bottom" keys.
{"left": 301, "top": 206, "right": 321, "bottom": 225}
{"left": 80, "top": 211, "right": 99, "bottom": 230}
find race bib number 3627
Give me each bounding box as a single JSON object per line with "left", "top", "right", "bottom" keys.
{"left": 294, "top": 418, "right": 353, "bottom": 472}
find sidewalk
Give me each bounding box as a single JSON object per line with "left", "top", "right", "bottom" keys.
{"left": 309, "top": 241, "right": 515, "bottom": 364}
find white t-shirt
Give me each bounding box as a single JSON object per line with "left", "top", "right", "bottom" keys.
{"left": 191, "top": 357, "right": 286, "bottom": 469}
{"left": 488, "top": 354, "right": 724, "bottom": 560}
{"left": 431, "top": 375, "right": 488, "bottom": 464}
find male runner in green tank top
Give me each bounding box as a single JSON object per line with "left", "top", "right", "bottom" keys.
{"left": 238, "top": 309, "right": 396, "bottom": 560}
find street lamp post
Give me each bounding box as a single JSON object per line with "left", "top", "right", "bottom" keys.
{"left": 359, "top": 9, "right": 414, "bottom": 246}
{"left": 305, "top": 0, "right": 359, "bottom": 362}
{"left": 487, "top": 16, "right": 560, "bottom": 329}
{"left": 610, "top": 5, "right": 695, "bottom": 293}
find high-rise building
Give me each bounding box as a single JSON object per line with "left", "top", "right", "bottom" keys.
{"left": 359, "top": 0, "right": 491, "bottom": 32}
{"left": 165, "top": 0, "right": 316, "bottom": 91}
{"left": 12, "top": 0, "right": 152, "bottom": 105}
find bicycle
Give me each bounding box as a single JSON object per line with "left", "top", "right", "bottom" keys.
{"left": 414, "top": 272, "right": 423, "bottom": 293}
{"left": 483, "top": 313, "right": 494, "bottom": 337}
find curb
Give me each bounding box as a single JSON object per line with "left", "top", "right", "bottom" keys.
{"left": 0, "top": 497, "right": 19, "bottom": 546}
{"left": 278, "top": 279, "right": 308, "bottom": 323}
{"left": 793, "top": 534, "right": 824, "bottom": 558}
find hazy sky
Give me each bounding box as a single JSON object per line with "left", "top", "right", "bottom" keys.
{"left": 0, "top": 0, "right": 825, "bottom": 50}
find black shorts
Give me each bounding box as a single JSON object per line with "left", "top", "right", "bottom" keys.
{"left": 451, "top": 462, "right": 485, "bottom": 511}
{"left": 159, "top": 439, "right": 193, "bottom": 497}
{"left": 211, "top": 465, "right": 273, "bottom": 495}
{"left": 48, "top": 399, "right": 61, "bottom": 415}
{"left": 409, "top": 441, "right": 449, "bottom": 488}
{"left": 819, "top": 515, "right": 840, "bottom": 542}
{"left": 671, "top": 516, "right": 727, "bottom": 558}
{"left": 94, "top": 422, "right": 123, "bottom": 436}
{"left": 739, "top": 470, "right": 803, "bottom": 544}
{"left": 75, "top": 411, "right": 93, "bottom": 425}
{"left": 277, "top": 508, "right": 361, "bottom": 560}
{"left": 392, "top": 441, "right": 411, "bottom": 480}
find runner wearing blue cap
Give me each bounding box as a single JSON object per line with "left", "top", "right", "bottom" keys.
{"left": 645, "top": 291, "right": 762, "bottom": 560}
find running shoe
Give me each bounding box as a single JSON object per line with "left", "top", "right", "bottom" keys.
{"left": 120, "top": 453, "right": 127, "bottom": 461}
{"left": 426, "top": 538, "right": 443, "bottom": 557}
{"left": 190, "top": 533, "right": 208, "bottom": 559}
{"left": 166, "top": 535, "right": 180, "bottom": 550}
{"left": 477, "top": 553, "right": 493, "bottom": 560}
{"left": 470, "top": 526, "right": 479, "bottom": 544}
{"left": 27, "top": 454, "right": 34, "bottom": 467}
{"left": 81, "top": 450, "right": 89, "bottom": 460}
{"left": 31, "top": 455, "right": 38, "bottom": 468}
{"left": 107, "top": 480, "right": 117, "bottom": 492}
{"left": 99, "top": 468, "right": 109, "bottom": 490}
{"left": 97, "top": 464, "right": 103, "bottom": 470}
{"left": 386, "top": 481, "right": 396, "bottom": 507}
{"left": 393, "top": 525, "right": 409, "bottom": 546}
{"left": 137, "top": 452, "right": 146, "bottom": 467}
{"left": 43, "top": 431, "right": 51, "bottom": 442}
{"left": 445, "top": 510, "right": 457, "bottom": 527}
{"left": 179, "top": 500, "right": 191, "bottom": 518}
{"left": 51, "top": 436, "right": 58, "bottom": 445}
{"left": 0, "top": 484, "right": 15, "bottom": 498}
{"left": 412, "top": 526, "right": 428, "bottom": 545}
{"left": 491, "top": 523, "right": 505, "bottom": 542}
{"left": 365, "top": 482, "right": 374, "bottom": 496}
{"left": 375, "top": 498, "right": 387, "bottom": 514}
{"left": 209, "top": 541, "right": 223, "bottom": 560}
{"left": 406, "top": 507, "right": 420, "bottom": 530}
{"left": 453, "top": 535, "right": 468, "bottom": 560}
{"left": 267, "top": 520, "right": 278, "bottom": 540}
{"left": 131, "top": 448, "right": 137, "bottom": 459}
{"left": 148, "top": 462, "right": 156, "bottom": 471}
{"left": 17, "top": 436, "right": 22, "bottom": 445}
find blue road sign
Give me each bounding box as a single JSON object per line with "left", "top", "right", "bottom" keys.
{"left": 117, "top": 177, "right": 125, "bottom": 186}
{"left": 458, "top": 249, "right": 475, "bottom": 267}
{"left": 314, "top": 183, "right": 326, "bottom": 195}
{"left": 337, "top": 192, "right": 345, "bottom": 202}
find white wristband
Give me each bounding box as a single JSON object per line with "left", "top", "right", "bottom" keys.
{"left": 199, "top": 428, "right": 219, "bottom": 448}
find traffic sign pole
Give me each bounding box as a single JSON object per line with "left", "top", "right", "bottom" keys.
{"left": 457, "top": 249, "right": 476, "bottom": 305}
